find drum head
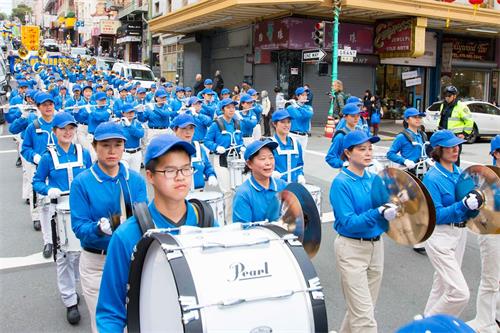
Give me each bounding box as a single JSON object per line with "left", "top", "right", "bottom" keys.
{"left": 187, "top": 191, "right": 223, "bottom": 202}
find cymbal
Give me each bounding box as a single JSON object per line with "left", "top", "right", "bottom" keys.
{"left": 279, "top": 183, "right": 321, "bottom": 258}
{"left": 486, "top": 165, "right": 500, "bottom": 178}
{"left": 371, "top": 167, "right": 436, "bottom": 245}
{"left": 456, "top": 165, "right": 500, "bottom": 234}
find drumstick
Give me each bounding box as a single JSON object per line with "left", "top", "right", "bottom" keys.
{"left": 400, "top": 159, "right": 428, "bottom": 171}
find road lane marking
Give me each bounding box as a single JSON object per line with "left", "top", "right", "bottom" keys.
{"left": 0, "top": 135, "right": 16, "bottom": 139}
{"left": 0, "top": 252, "right": 53, "bottom": 271}
{"left": 0, "top": 149, "right": 17, "bottom": 154}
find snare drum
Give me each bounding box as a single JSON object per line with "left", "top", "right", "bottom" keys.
{"left": 55, "top": 196, "right": 81, "bottom": 252}
{"left": 305, "top": 184, "right": 322, "bottom": 215}
{"left": 187, "top": 191, "right": 225, "bottom": 225}
{"left": 229, "top": 158, "right": 246, "bottom": 189}
{"left": 127, "top": 223, "right": 327, "bottom": 332}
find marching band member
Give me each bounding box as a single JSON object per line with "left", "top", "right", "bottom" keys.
{"left": 170, "top": 86, "right": 185, "bottom": 114}
{"left": 238, "top": 93, "right": 258, "bottom": 146}
{"left": 184, "top": 96, "right": 212, "bottom": 143}
{"left": 113, "top": 86, "right": 129, "bottom": 117}
{"left": 233, "top": 138, "right": 287, "bottom": 223}
{"left": 200, "top": 89, "right": 217, "bottom": 119}
{"left": 287, "top": 87, "right": 313, "bottom": 151}
{"left": 22, "top": 92, "right": 57, "bottom": 232}
{"left": 325, "top": 103, "right": 364, "bottom": 169}
{"left": 423, "top": 130, "right": 481, "bottom": 317}
{"left": 270, "top": 109, "right": 305, "bottom": 184}
{"left": 96, "top": 134, "right": 218, "bottom": 332}
{"left": 466, "top": 134, "right": 500, "bottom": 333}
{"left": 54, "top": 85, "right": 68, "bottom": 111}
{"left": 247, "top": 89, "right": 263, "bottom": 141}
{"left": 145, "top": 83, "right": 156, "bottom": 102}
{"left": 137, "top": 88, "right": 173, "bottom": 143}
{"left": 330, "top": 130, "right": 396, "bottom": 333}
{"left": 184, "top": 86, "right": 193, "bottom": 98}
{"left": 336, "top": 96, "right": 370, "bottom": 134}
{"left": 70, "top": 121, "right": 148, "bottom": 332}
{"left": 32, "top": 112, "right": 92, "bottom": 325}
{"left": 119, "top": 103, "right": 145, "bottom": 173}
{"left": 173, "top": 113, "right": 217, "bottom": 190}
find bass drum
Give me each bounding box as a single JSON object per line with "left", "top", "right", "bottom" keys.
{"left": 127, "top": 224, "right": 328, "bottom": 333}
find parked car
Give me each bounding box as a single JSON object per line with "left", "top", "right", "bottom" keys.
{"left": 423, "top": 100, "right": 500, "bottom": 144}
{"left": 43, "top": 39, "right": 60, "bottom": 52}
{"left": 111, "top": 62, "right": 156, "bottom": 89}
{"left": 70, "top": 47, "right": 91, "bottom": 60}
{"left": 95, "top": 56, "right": 116, "bottom": 71}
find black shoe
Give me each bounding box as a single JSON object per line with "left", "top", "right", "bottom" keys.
{"left": 76, "top": 293, "right": 80, "bottom": 305}
{"left": 25, "top": 198, "right": 30, "bottom": 205}
{"left": 66, "top": 305, "right": 80, "bottom": 325}
{"left": 42, "top": 243, "right": 53, "bottom": 258}
{"left": 33, "top": 220, "right": 41, "bottom": 231}
{"left": 16, "top": 157, "right": 22, "bottom": 167}
{"left": 140, "top": 162, "right": 144, "bottom": 169}
{"left": 413, "top": 247, "right": 427, "bottom": 255}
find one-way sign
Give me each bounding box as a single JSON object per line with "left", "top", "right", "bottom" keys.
{"left": 302, "top": 49, "right": 327, "bottom": 62}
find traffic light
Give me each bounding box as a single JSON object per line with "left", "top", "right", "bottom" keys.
{"left": 314, "top": 22, "right": 325, "bottom": 47}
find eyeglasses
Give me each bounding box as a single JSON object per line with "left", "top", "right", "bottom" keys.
{"left": 153, "top": 166, "right": 194, "bottom": 179}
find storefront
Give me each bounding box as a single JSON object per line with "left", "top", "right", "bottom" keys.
{"left": 97, "top": 20, "right": 120, "bottom": 56}
{"left": 116, "top": 22, "right": 143, "bottom": 62}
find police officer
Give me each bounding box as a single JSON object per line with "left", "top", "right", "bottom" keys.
{"left": 287, "top": 87, "right": 313, "bottom": 151}
{"left": 173, "top": 113, "right": 217, "bottom": 190}
{"left": 96, "top": 135, "right": 217, "bottom": 332}
{"left": 270, "top": 109, "right": 305, "bottom": 184}
{"left": 120, "top": 103, "right": 145, "bottom": 173}
{"left": 233, "top": 139, "right": 287, "bottom": 223}
{"left": 32, "top": 112, "right": 92, "bottom": 324}
{"left": 70, "top": 121, "right": 148, "bottom": 332}
{"left": 423, "top": 130, "right": 481, "bottom": 317}
{"left": 438, "top": 86, "right": 474, "bottom": 166}
{"left": 330, "top": 130, "right": 396, "bottom": 333}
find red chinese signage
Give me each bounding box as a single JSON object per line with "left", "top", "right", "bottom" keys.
{"left": 374, "top": 19, "right": 413, "bottom": 56}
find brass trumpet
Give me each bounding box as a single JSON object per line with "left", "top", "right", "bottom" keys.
{"left": 18, "top": 45, "right": 29, "bottom": 60}
{"left": 38, "top": 47, "right": 46, "bottom": 59}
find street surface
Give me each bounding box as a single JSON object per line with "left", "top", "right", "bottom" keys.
{"left": 0, "top": 121, "right": 493, "bottom": 332}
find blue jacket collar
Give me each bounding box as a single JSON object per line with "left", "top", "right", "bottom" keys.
{"left": 90, "top": 161, "right": 129, "bottom": 183}
{"left": 149, "top": 199, "right": 195, "bottom": 228}
{"left": 434, "top": 161, "right": 460, "bottom": 177}
{"left": 341, "top": 167, "right": 371, "bottom": 181}
{"left": 249, "top": 174, "right": 278, "bottom": 192}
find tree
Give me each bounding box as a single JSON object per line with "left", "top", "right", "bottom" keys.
{"left": 0, "top": 12, "right": 7, "bottom": 20}
{"left": 10, "top": 4, "right": 32, "bottom": 22}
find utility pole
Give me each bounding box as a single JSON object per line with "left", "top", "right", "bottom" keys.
{"left": 328, "top": 0, "right": 341, "bottom": 117}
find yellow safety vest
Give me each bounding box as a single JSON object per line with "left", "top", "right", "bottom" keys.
{"left": 439, "top": 100, "right": 474, "bottom": 135}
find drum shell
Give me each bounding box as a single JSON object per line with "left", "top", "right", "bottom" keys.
{"left": 228, "top": 159, "right": 247, "bottom": 190}
{"left": 304, "top": 184, "right": 322, "bottom": 215}
{"left": 187, "top": 191, "right": 225, "bottom": 225}
{"left": 55, "top": 196, "right": 81, "bottom": 252}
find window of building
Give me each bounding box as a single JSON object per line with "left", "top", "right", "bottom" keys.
{"left": 167, "top": 0, "right": 172, "bottom": 12}
{"left": 154, "top": 1, "right": 159, "bottom": 14}
{"left": 441, "top": 69, "right": 489, "bottom": 101}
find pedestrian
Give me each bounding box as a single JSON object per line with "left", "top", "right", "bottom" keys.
{"left": 213, "top": 69, "right": 224, "bottom": 95}
{"left": 193, "top": 73, "right": 203, "bottom": 95}
{"left": 331, "top": 79, "right": 347, "bottom": 120}
{"left": 370, "top": 94, "right": 382, "bottom": 136}
{"left": 286, "top": 87, "right": 313, "bottom": 151}
{"left": 261, "top": 90, "right": 272, "bottom": 137}
{"left": 437, "top": 86, "right": 474, "bottom": 166}
{"left": 232, "top": 85, "right": 241, "bottom": 99}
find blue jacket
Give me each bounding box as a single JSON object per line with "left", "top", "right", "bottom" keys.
{"left": 204, "top": 117, "right": 244, "bottom": 152}
{"left": 137, "top": 104, "right": 171, "bottom": 128}
{"left": 113, "top": 97, "right": 128, "bottom": 117}
{"left": 170, "top": 97, "right": 183, "bottom": 113}
{"left": 70, "top": 163, "right": 148, "bottom": 251}
{"left": 387, "top": 129, "right": 426, "bottom": 165}
{"left": 233, "top": 175, "right": 287, "bottom": 223}
{"left": 8, "top": 113, "right": 38, "bottom": 139}
{"left": 239, "top": 110, "right": 258, "bottom": 137}
{"left": 253, "top": 103, "right": 263, "bottom": 122}
{"left": 122, "top": 120, "right": 144, "bottom": 149}
{"left": 33, "top": 143, "right": 92, "bottom": 195}
{"left": 201, "top": 101, "right": 217, "bottom": 120}
{"left": 191, "top": 141, "right": 216, "bottom": 189}
{"left": 80, "top": 105, "right": 111, "bottom": 134}
{"left": 145, "top": 92, "right": 155, "bottom": 103}
{"left": 423, "top": 163, "right": 469, "bottom": 225}
{"left": 54, "top": 94, "right": 69, "bottom": 111}
{"left": 287, "top": 103, "right": 313, "bottom": 133}
{"left": 272, "top": 135, "right": 304, "bottom": 183}
{"left": 187, "top": 111, "right": 212, "bottom": 142}
{"left": 96, "top": 200, "right": 214, "bottom": 332}
{"left": 325, "top": 128, "right": 354, "bottom": 169}
{"left": 336, "top": 117, "right": 370, "bottom": 135}
{"left": 21, "top": 117, "right": 56, "bottom": 164}
{"left": 330, "top": 168, "right": 388, "bottom": 238}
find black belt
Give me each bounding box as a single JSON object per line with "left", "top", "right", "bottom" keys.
{"left": 290, "top": 130, "right": 310, "bottom": 136}
{"left": 83, "top": 247, "right": 107, "bottom": 255}
{"left": 125, "top": 147, "right": 141, "bottom": 153}
{"left": 446, "top": 222, "right": 467, "bottom": 228}
{"left": 243, "top": 135, "right": 252, "bottom": 138}
{"left": 341, "top": 235, "right": 381, "bottom": 242}
{"left": 149, "top": 126, "right": 167, "bottom": 130}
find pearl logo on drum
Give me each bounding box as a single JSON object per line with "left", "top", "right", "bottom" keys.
{"left": 228, "top": 261, "right": 271, "bottom": 282}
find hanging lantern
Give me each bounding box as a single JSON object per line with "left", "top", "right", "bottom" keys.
{"left": 469, "top": 0, "right": 483, "bottom": 15}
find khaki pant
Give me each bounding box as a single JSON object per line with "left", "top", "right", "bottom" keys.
{"left": 424, "top": 225, "right": 469, "bottom": 317}
{"left": 79, "top": 250, "right": 106, "bottom": 333}
{"left": 335, "top": 235, "right": 384, "bottom": 333}
{"left": 289, "top": 132, "right": 308, "bottom": 151}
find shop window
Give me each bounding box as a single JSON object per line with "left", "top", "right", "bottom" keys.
{"left": 441, "top": 69, "right": 488, "bottom": 101}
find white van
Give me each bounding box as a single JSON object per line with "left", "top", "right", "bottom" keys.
{"left": 95, "top": 57, "right": 116, "bottom": 71}
{"left": 111, "top": 62, "right": 156, "bottom": 89}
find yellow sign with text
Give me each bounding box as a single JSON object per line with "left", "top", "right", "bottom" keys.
{"left": 21, "top": 25, "right": 40, "bottom": 51}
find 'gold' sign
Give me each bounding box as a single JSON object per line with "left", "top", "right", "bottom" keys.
{"left": 374, "top": 17, "right": 427, "bottom": 58}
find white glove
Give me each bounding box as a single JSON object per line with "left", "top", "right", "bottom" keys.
{"left": 21, "top": 109, "right": 30, "bottom": 118}
{"left": 207, "top": 176, "right": 218, "bottom": 186}
{"left": 424, "top": 158, "right": 435, "bottom": 167}
{"left": 297, "top": 174, "right": 306, "bottom": 185}
{"left": 47, "top": 188, "right": 62, "bottom": 199}
{"left": 98, "top": 217, "right": 113, "bottom": 236}
{"left": 272, "top": 171, "right": 282, "bottom": 178}
{"left": 378, "top": 203, "right": 399, "bottom": 221}
{"left": 234, "top": 111, "right": 243, "bottom": 120}
{"left": 342, "top": 161, "right": 350, "bottom": 167}
{"left": 33, "top": 154, "right": 41, "bottom": 164}
{"left": 462, "top": 191, "right": 481, "bottom": 210}
{"left": 216, "top": 146, "right": 226, "bottom": 154}
{"left": 404, "top": 159, "right": 416, "bottom": 169}
{"left": 240, "top": 146, "right": 246, "bottom": 153}
{"left": 122, "top": 117, "right": 131, "bottom": 127}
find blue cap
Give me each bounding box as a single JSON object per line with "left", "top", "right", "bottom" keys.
{"left": 187, "top": 96, "right": 202, "bottom": 107}
{"left": 93, "top": 121, "right": 127, "bottom": 141}
{"left": 220, "top": 98, "right": 238, "bottom": 109}
{"left": 82, "top": 84, "right": 92, "bottom": 91}
{"left": 247, "top": 89, "right": 258, "bottom": 96}
{"left": 404, "top": 108, "right": 426, "bottom": 119}
{"left": 122, "top": 103, "right": 135, "bottom": 113}
{"left": 133, "top": 82, "right": 140, "bottom": 87}
{"left": 95, "top": 92, "right": 107, "bottom": 101}
{"left": 137, "top": 87, "right": 146, "bottom": 94}
{"left": 60, "top": 85, "right": 67, "bottom": 90}
{"left": 240, "top": 93, "right": 254, "bottom": 104}
{"left": 18, "top": 80, "right": 29, "bottom": 88}
{"left": 118, "top": 85, "right": 127, "bottom": 92}
{"left": 342, "top": 130, "right": 380, "bottom": 152}
{"left": 272, "top": 109, "right": 292, "bottom": 122}
{"left": 221, "top": 88, "right": 230, "bottom": 95}
{"left": 10, "top": 95, "right": 23, "bottom": 105}
{"left": 204, "top": 79, "right": 213, "bottom": 85}
{"left": 295, "top": 87, "right": 306, "bottom": 96}
{"left": 175, "top": 86, "right": 185, "bottom": 92}
{"left": 346, "top": 96, "right": 362, "bottom": 105}
{"left": 127, "top": 75, "right": 132, "bottom": 79}
{"left": 430, "top": 130, "right": 466, "bottom": 148}
{"left": 53, "top": 112, "right": 77, "bottom": 129}
{"left": 164, "top": 82, "right": 173, "bottom": 88}
{"left": 342, "top": 103, "right": 361, "bottom": 115}
{"left": 106, "top": 86, "right": 114, "bottom": 91}
{"left": 184, "top": 87, "right": 192, "bottom": 92}
{"left": 151, "top": 83, "right": 157, "bottom": 89}
{"left": 396, "top": 314, "right": 474, "bottom": 333}
{"left": 144, "top": 134, "right": 195, "bottom": 165}
{"left": 155, "top": 89, "right": 168, "bottom": 98}
{"left": 72, "top": 84, "right": 82, "bottom": 92}
{"left": 201, "top": 88, "right": 215, "bottom": 96}
{"left": 172, "top": 113, "right": 197, "bottom": 129}
{"left": 491, "top": 135, "right": 500, "bottom": 155}
{"left": 244, "top": 138, "right": 278, "bottom": 161}
{"left": 35, "top": 92, "right": 54, "bottom": 105}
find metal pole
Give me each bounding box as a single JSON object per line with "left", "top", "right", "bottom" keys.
{"left": 328, "top": 1, "right": 341, "bottom": 116}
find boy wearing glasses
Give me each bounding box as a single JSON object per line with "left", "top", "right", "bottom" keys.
{"left": 96, "top": 134, "right": 217, "bottom": 332}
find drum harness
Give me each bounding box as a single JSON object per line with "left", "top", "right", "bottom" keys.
{"left": 190, "top": 141, "right": 203, "bottom": 191}
{"left": 272, "top": 136, "right": 299, "bottom": 183}
{"left": 214, "top": 117, "right": 241, "bottom": 168}
{"left": 399, "top": 129, "right": 431, "bottom": 179}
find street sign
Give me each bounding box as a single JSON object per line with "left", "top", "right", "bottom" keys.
{"left": 302, "top": 49, "right": 327, "bottom": 62}
{"left": 76, "top": 21, "right": 84, "bottom": 28}
{"left": 338, "top": 46, "right": 357, "bottom": 57}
